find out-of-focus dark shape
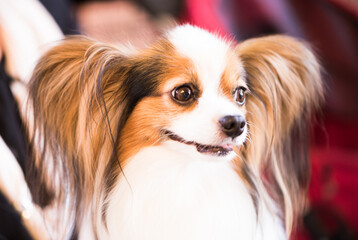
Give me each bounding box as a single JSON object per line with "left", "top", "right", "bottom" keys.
{"left": 137, "top": 0, "right": 183, "bottom": 17}
{"left": 39, "top": 0, "right": 78, "bottom": 34}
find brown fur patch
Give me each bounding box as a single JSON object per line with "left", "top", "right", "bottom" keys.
{"left": 119, "top": 95, "right": 173, "bottom": 165}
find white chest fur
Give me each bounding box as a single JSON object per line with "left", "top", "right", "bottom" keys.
{"left": 90, "top": 143, "right": 286, "bottom": 240}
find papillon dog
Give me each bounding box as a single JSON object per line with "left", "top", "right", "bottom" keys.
{"left": 27, "top": 24, "right": 323, "bottom": 239}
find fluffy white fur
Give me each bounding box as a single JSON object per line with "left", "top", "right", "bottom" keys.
{"left": 98, "top": 144, "right": 285, "bottom": 240}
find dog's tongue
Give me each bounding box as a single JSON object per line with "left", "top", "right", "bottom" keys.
{"left": 222, "top": 144, "right": 233, "bottom": 150}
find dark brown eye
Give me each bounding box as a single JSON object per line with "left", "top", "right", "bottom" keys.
{"left": 234, "top": 87, "right": 246, "bottom": 105}
{"left": 171, "top": 85, "right": 193, "bottom": 104}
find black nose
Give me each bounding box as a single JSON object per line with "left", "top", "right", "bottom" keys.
{"left": 219, "top": 115, "right": 246, "bottom": 138}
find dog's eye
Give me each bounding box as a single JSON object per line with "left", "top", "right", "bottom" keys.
{"left": 234, "top": 87, "right": 246, "bottom": 105}
{"left": 171, "top": 85, "right": 193, "bottom": 104}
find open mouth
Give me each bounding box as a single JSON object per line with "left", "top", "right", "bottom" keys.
{"left": 163, "top": 130, "right": 233, "bottom": 157}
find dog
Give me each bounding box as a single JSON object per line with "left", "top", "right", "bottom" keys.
{"left": 27, "top": 24, "right": 323, "bottom": 239}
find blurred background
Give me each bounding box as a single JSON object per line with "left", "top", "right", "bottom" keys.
{"left": 0, "top": 0, "right": 357, "bottom": 239}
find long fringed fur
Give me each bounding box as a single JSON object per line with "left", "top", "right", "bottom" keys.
{"left": 28, "top": 37, "right": 132, "bottom": 237}
{"left": 27, "top": 32, "right": 323, "bottom": 238}
{"left": 236, "top": 35, "right": 324, "bottom": 235}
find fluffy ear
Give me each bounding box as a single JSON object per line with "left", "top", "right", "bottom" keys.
{"left": 236, "top": 36, "right": 324, "bottom": 235}
{"left": 27, "top": 35, "right": 176, "bottom": 236}
{"left": 27, "top": 36, "right": 130, "bottom": 236}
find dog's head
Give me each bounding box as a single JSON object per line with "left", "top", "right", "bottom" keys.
{"left": 28, "top": 24, "right": 323, "bottom": 237}
{"left": 117, "top": 25, "right": 248, "bottom": 162}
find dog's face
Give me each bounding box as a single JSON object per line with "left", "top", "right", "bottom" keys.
{"left": 119, "top": 26, "right": 248, "bottom": 160}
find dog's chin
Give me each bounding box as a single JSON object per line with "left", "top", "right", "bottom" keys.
{"left": 163, "top": 130, "right": 235, "bottom": 157}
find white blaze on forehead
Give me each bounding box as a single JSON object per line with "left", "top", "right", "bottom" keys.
{"left": 168, "top": 25, "right": 231, "bottom": 89}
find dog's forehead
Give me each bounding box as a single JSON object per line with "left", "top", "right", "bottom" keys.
{"left": 168, "top": 25, "right": 233, "bottom": 88}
